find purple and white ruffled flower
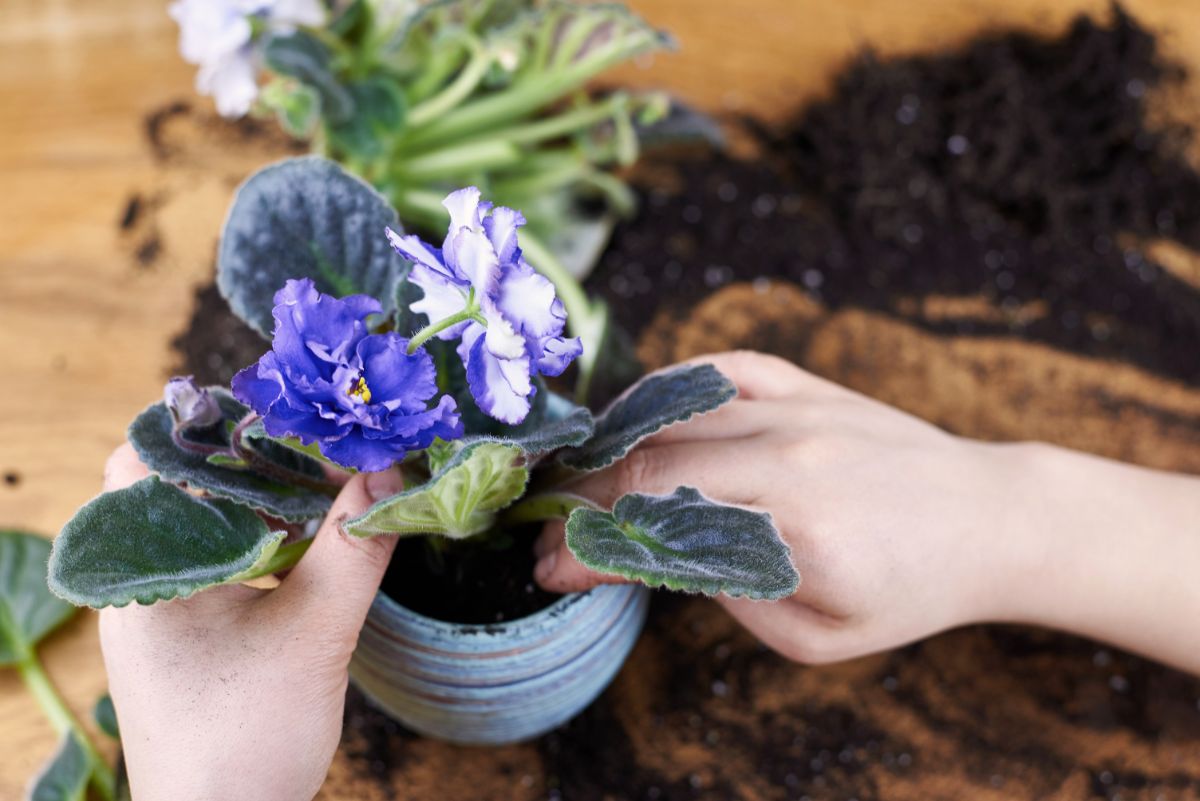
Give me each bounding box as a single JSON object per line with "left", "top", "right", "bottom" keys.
{"left": 386, "top": 188, "right": 583, "bottom": 425}
{"left": 169, "top": 0, "right": 325, "bottom": 118}
{"left": 231, "top": 279, "right": 462, "bottom": 472}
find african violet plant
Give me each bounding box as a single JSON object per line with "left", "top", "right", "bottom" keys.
{"left": 167, "top": 0, "right": 702, "bottom": 393}
{"left": 47, "top": 157, "right": 797, "bottom": 613}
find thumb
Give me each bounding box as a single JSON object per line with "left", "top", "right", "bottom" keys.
{"left": 274, "top": 468, "right": 403, "bottom": 621}
{"left": 533, "top": 521, "right": 631, "bottom": 594}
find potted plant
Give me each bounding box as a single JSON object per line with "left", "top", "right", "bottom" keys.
{"left": 47, "top": 157, "right": 799, "bottom": 746}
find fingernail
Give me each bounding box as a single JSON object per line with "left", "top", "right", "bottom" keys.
{"left": 534, "top": 550, "right": 558, "bottom": 584}
{"left": 365, "top": 468, "right": 404, "bottom": 502}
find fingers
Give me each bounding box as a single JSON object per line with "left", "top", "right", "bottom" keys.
{"left": 562, "top": 439, "right": 764, "bottom": 510}
{"left": 532, "top": 521, "right": 630, "bottom": 594}
{"left": 679, "top": 351, "right": 819, "bottom": 400}
{"left": 273, "top": 469, "right": 403, "bottom": 622}
{"left": 103, "top": 443, "right": 150, "bottom": 491}
{"left": 716, "top": 597, "right": 859, "bottom": 665}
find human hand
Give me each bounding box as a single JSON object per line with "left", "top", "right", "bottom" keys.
{"left": 97, "top": 443, "right": 402, "bottom": 801}
{"left": 535, "top": 351, "right": 1200, "bottom": 671}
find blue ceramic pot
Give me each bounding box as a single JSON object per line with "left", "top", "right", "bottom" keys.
{"left": 349, "top": 583, "right": 651, "bottom": 745}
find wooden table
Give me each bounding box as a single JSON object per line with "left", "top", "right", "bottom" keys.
{"left": 2, "top": 1, "right": 1199, "bottom": 798}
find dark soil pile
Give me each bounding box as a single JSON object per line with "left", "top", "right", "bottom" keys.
{"left": 381, "top": 526, "right": 560, "bottom": 624}
{"left": 589, "top": 5, "right": 1200, "bottom": 386}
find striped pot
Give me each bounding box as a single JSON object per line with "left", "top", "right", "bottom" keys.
{"left": 349, "top": 583, "right": 652, "bottom": 745}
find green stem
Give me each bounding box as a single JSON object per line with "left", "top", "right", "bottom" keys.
{"left": 407, "top": 305, "right": 479, "bottom": 353}
{"left": 232, "top": 537, "right": 315, "bottom": 583}
{"left": 18, "top": 655, "right": 116, "bottom": 801}
{"left": 503, "top": 492, "right": 601, "bottom": 526}
{"left": 517, "top": 230, "right": 591, "bottom": 340}
{"left": 401, "top": 37, "right": 653, "bottom": 149}
{"left": 406, "top": 40, "right": 493, "bottom": 128}
{"left": 394, "top": 140, "right": 523, "bottom": 181}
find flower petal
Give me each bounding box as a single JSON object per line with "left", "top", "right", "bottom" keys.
{"left": 536, "top": 336, "right": 584, "bottom": 377}
{"left": 460, "top": 327, "right": 533, "bottom": 425}
{"left": 483, "top": 205, "right": 526, "bottom": 264}
{"left": 356, "top": 334, "right": 438, "bottom": 414}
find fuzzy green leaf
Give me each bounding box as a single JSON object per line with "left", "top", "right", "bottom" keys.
{"left": 127, "top": 389, "right": 331, "bottom": 522}
{"left": 492, "top": 391, "right": 594, "bottom": 458}
{"left": 345, "top": 442, "right": 527, "bottom": 539}
{"left": 0, "top": 532, "right": 75, "bottom": 666}
{"left": 48, "top": 477, "right": 286, "bottom": 608}
{"left": 218, "top": 157, "right": 410, "bottom": 338}
{"left": 263, "top": 32, "right": 354, "bottom": 122}
{"left": 560, "top": 364, "right": 737, "bottom": 471}
{"left": 565, "top": 487, "right": 798, "bottom": 599}
{"left": 27, "top": 733, "right": 89, "bottom": 801}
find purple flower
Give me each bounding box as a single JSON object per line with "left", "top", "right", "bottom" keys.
{"left": 386, "top": 188, "right": 582, "bottom": 425}
{"left": 231, "top": 279, "right": 462, "bottom": 472}
{"left": 164, "top": 376, "right": 223, "bottom": 430}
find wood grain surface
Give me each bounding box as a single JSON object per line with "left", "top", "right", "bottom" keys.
{"left": 1, "top": 1, "right": 1198, "bottom": 798}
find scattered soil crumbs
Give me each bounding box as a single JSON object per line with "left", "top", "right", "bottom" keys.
{"left": 381, "top": 525, "right": 560, "bottom": 625}
{"left": 589, "top": 5, "right": 1200, "bottom": 386}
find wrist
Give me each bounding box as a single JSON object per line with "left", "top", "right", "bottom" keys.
{"left": 980, "top": 440, "right": 1200, "bottom": 672}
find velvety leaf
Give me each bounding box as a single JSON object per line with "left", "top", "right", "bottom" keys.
{"left": 93, "top": 695, "right": 119, "bottom": 741}
{"left": 489, "top": 391, "right": 594, "bottom": 458}
{"left": 26, "top": 733, "right": 89, "bottom": 801}
{"left": 127, "top": 389, "right": 331, "bottom": 522}
{"left": 540, "top": 207, "right": 615, "bottom": 282}
{"left": 48, "top": 477, "right": 286, "bottom": 608}
{"left": 328, "top": 79, "right": 406, "bottom": 159}
{"left": 560, "top": 364, "right": 737, "bottom": 471}
{"left": 565, "top": 486, "right": 799, "bottom": 599}
{"left": 218, "top": 157, "right": 409, "bottom": 337}
{"left": 263, "top": 32, "right": 354, "bottom": 123}
{"left": 0, "top": 532, "right": 76, "bottom": 666}
{"left": 636, "top": 99, "right": 725, "bottom": 149}
{"left": 345, "top": 442, "right": 527, "bottom": 539}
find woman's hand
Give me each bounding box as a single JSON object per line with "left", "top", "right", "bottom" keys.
{"left": 535, "top": 352, "right": 1200, "bottom": 673}
{"left": 98, "top": 444, "right": 402, "bottom": 801}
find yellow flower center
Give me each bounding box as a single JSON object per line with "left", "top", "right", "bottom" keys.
{"left": 347, "top": 376, "right": 372, "bottom": 404}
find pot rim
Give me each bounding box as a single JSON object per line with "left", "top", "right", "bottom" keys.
{"left": 372, "top": 583, "right": 641, "bottom": 643}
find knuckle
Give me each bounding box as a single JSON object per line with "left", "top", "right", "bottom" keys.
{"left": 614, "top": 447, "right": 665, "bottom": 496}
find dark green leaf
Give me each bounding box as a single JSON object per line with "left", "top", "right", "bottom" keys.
{"left": 263, "top": 32, "right": 354, "bottom": 122}
{"left": 636, "top": 99, "right": 725, "bottom": 149}
{"left": 328, "top": 78, "right": 406, "bottom": 159}
{"left": 486, "top": 391, "right": 594, "bottom": 458}
{"left": 0, "top": 532, "right": 75, "bottom": 666}
{"left": 217, "top": 156, "right": 410, "bottom": 338}
{"left": 48, "top": 477, "right": 286, "bottom": 608}
{"left": 560, "top": 364, "right": 737, "bottom": 471}
{"left": 27, "top": 733, "right": 89, "bottom": 801}
{"left": 566, "top": 486, "right": 799, "bottom": 599}
{"left": 127, "top": 389, "right": 331, "bottom": 522}
{"left": 345, "top": 442, "right": 527, "bottom": 539}
{"left": 93, "top": 695, "right": 119, "bottom": 740}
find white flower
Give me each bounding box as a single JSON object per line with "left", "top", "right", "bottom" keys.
{"left": 169, "top": 0, "right": 326, "bottom": 118}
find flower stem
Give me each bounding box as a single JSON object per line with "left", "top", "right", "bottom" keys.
{"left": 18, "top": 654, "right": 116, "bottom": 801}
{"left": 401, "top": 37, "right": 652, "bottom": 149}
{"left": 407, "top": 306, "right": 479, "bottom": 353}
{"left": 230, "top": 414, "right": 342, "bottom": 497}
{"left": 232, "top": 536, "right": 315, "bottom": 583}
{"left": 502, "top": 492, "right": 602, "bottom": 526}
